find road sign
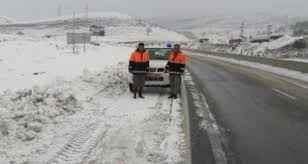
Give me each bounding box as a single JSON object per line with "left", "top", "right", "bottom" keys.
{"left": 67, "top": 32, "right": 91, "bottom": 44}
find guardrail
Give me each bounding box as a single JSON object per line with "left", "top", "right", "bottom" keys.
{"left": 187, "top": 49, "right": 308, "bottom": 73}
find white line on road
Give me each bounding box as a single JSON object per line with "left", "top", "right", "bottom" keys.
{"left": 272, "top": 88, "right": 297, "bottom": 100}
{"left": 183, "top": 71, "right": 227, "bottom": 164}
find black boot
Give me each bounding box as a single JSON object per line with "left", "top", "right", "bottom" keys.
{"left": 138, "top": 88, "right": 145, "bottom": 98}
{"left": 168, "top": 95, "right": 174, "bottom": 99}
{"left": 134, "top": 89, "right": 137, "bottom": 99}
{"left": 173, "top": 94, "right": 177, "bottom": 99}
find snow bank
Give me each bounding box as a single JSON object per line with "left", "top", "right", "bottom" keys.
{"left": 0, "top": 63, "right": 128, "bottom": 163}
{"left": 231, "top": 35, "right": 303, "bottom": 57}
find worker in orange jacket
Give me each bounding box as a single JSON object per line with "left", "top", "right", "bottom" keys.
{"left": 129, "top": 43, "right": 150, "bottom": 99}
{"left": 165, "top": 44, "right": 186, "bottom": 99}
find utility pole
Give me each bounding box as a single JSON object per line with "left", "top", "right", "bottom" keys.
{"left": 267, "top": 24, "right": 272, "bottom": 36}
{"left": 240, "top": 21, "right": 245, "bottom": 38}
{"left": 85, "top": 4, "right": 89, "bottom": 23}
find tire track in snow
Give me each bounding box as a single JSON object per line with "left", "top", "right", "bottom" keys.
{"left": 47, "top": 121, "right": 109, "bottom": 164}
{"left": 47, "top": 98, "right": 121, "bottom": 164}
{"left": 47, "top": 120, "right": 105, "bottom": 164}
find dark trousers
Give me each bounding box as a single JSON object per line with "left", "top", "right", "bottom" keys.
{"left": 133, "top": 74, "right": 146, "bottom": 95}
{"left": 169, "top": 74, "right": 181, "bottom": 96}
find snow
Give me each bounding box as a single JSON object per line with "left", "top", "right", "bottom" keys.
{"left": 158, "top": 13, "right": 292, "bottom": 43}
{"left": 0, "top": 33, "right": 132, "bottom": 92}
{"left": 16, "top": 12, "right": 132, "bottom": 24}
{"left": 0, "top": 16, "right": 14, "bottom": 24}
{"left": 0, "top": 25, "right": 188, "bottom": 93}
{"left": 97, "top": 26, "right": 189, "bottom": 43}
{"left": 282, "top": 58, "right": 308, "bottom": 63}
{"left": 232, "top": 35, "right": 303, "bottom": 57}
{"left": 83, "top": 91, "right": 184, "bottom": 164}
{"left": 159, "top": 13, "right": 308, "bottom": 59}
{"left": 0, "top": 14, "right": 187, "bottom": 163}
{"left": 0, "top": 66, "right": 185, "bottom": 163}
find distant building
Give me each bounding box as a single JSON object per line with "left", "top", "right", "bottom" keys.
{"left": 250, "top": 36, "right": 270, "bottom": 43}
{"left": 293, "top": 21, "right": 308, "bottom": 36}
{"left": 229, "top": 38, "right": 242, "bottom": 45}
{"left": 199, "top": 38, "right": 209, "bottom": 43}
{"left": 269, "top": 34, "right": 284, "bottom": 40}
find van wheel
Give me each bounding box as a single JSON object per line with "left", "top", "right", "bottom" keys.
{"left": 129, "top": 83, "right": 134, "bottom": 92}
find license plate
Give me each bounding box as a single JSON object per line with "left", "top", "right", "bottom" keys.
{"left": 146, "top": 73, "right": 163, "bottom": 81}
{"left": 147, "top": 73, "right": 161, "bottom": 78}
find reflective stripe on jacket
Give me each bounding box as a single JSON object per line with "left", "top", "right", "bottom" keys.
{"left": 129, "top": 50, "right": 150, "bottom": 74}
{"left": 166, "top": 51, "right": 186, "bottom": 74}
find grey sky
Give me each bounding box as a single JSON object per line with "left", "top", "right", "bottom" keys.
{"left": 0, "top": 0, "right": 307, "bottom": 21}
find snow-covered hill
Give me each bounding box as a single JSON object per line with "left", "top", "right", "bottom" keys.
{"left": 156, "top": 13, "right": 308, "bottom": 59}
{"left": 0, "top": 16, "right": 14, "bottom": 24}
{"left": 0, "top": 12, "right": 189, "bottom": 43}
{"left": 155, "top": 13, "right": 292, "bottom": 42}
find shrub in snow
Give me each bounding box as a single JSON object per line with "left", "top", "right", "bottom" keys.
{"left": 81, "top": 62, "right": 128, "bottom": 97}
{"left": 16, "top": 31, "right": 25, "bottom": 35}
{"left": 0, "top": 62, "right": 127, "bottom": 143}
{"left": 0, "top": 85, "right": 81, "bottom": 142}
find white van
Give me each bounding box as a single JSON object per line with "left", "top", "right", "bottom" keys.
{"left": 128, "top": 48, "right": 171, "bottom": 92}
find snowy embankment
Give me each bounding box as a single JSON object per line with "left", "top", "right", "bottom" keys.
{"left": 0, "top": 13, "right": 187, "bottom": 163}
{"left": 231, "top": 35, "right": 304, "bottom": 57}
{"left": 0, "top": 64, "right": 185, "bottom": 163}
{"left": 188, "top": 35, "right": 306, "bottom": 59}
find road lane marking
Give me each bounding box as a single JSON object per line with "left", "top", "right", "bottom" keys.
{"left": 183, "top": 71, "right": 227, "bottom": 164}
{"left": 272, "top": 88, "right": 297, "bottom": 100}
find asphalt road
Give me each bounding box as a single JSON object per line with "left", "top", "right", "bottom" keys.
{"left": 187, "top": 55, "right": 308, "bottom": 164}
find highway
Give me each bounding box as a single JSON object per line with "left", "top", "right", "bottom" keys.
{"left": 187, "top": 54, "right": 308, "bottom": 164}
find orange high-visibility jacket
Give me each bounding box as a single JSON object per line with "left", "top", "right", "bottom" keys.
{"left": 166, "top": 51, "right": 186, "bottom": 74}
{"left": 129, "top": 50, "right": 150, "bottom": 74}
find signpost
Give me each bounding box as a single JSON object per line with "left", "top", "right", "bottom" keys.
{"left": 67, "top": 32, "right": 91, "bottom": 53}
{"left": 67, "top": 12, "right": 91, "bottom": 54}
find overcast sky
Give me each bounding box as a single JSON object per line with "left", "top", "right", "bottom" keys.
{"left": 0, "top": 0, "right": 307, "bottom": 21}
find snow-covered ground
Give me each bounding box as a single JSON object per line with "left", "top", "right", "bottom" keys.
{"left": 230, "top": 35, "right": 304, "bottom": 57}
{"left": 187, "top": 35, "right": 307, "bottom": 59}
{"left": 0, "top": 13, "right": 187, "bottom": 163}
{"left": 0, "top": 33, "right": 131, "bottom": 92}
{"left": 0, "top": 13, "right": 189, "bottom": 92}
{"left": 282, "top": 58, "right": 308, "bottom": 63}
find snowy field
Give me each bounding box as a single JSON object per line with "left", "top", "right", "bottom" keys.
{"left": 0, "top": 13, "right": 187, "bottom": 163}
